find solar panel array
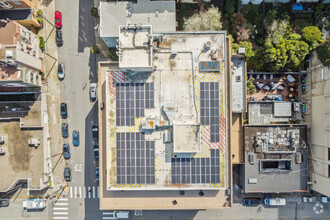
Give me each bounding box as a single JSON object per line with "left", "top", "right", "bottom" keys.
{"left": 115, "top": 83, "right": 154, "bottom": 126}
{"left": 171, "top": 149, "right": 221, "bottom": 184}
{"left": 200, "top": 82, "right": 220, "bottom": 142}
{"left": 116, "top": 132, "right": 155, "bottom": 184}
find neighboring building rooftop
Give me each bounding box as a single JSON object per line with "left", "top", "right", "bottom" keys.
{"left": 241, "top": 125, "right": 308, "bottom": 193}
{"left": 0, "top": 9, "right": 32, "bottom": 21}
{"left": 105, "top": 30, "right": 229, "bottom": 193}
{"left": 248, "top": 101, "right": 298, "bottom": 125}
{"left": 231, "top": 56, "right": 246, "bottom": 113}
{"left": 99, "top": 0, "right": 176, "bottom": 38}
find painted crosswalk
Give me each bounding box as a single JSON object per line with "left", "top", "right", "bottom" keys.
{"left": 52, "top": 198, "right": 69, "bottom": 220}
{"left": 67, "top": 186, "right": 100, "bottom": 199}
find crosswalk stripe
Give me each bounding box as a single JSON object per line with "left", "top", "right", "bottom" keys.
{"left": 103, "top": 212, "right": 114, "bottom": 215}
{"left": 79, "top": 187, "right": 82, "bottom": 198}
{"left": 53, "top": 217, "right": 68, "bottom": 220}
{"left": 88, "top": 186, "right": 91, "bottom": 198}
{"left": 97, "top": 186, "right": 99, "bottom": 198}
{"left": 53, "top": 212, "right": 68, "bottom": 215}
{"left": 70, "top": 187, "right": 72, "bottom": 198}
{"left": 92, "top": 187, "right": 95, "bottom": 198}
{"left": 58, "top": 198, "right": 68, "bottom": 201}
{"left": 54, "top": 203, "right": 68, "bottom": 206}
{"left": 74, "top": 186, "right": 77, "bottom": 199}
{"left": 53, "top": 207, "right": 68, "bottom": 210}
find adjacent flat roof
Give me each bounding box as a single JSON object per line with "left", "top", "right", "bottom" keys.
{"left": 231, "top": 56, "right": 246, "bottom": 113}
{"left": 99, "top": 0, "right": 176, "bottom": 38}
{"left": 242, "top": 125, "right": 308, "bottom": 193}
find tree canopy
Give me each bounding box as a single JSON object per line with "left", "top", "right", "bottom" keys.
{"left": 183, "top": 6, "right": 222, "bottom": 31}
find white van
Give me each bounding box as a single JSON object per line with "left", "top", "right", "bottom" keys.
{"left": 103, "top": 211, "right": 130, "bottom": 219}
{"left": 264, "top": 198, "right": 286, "bottom": 206}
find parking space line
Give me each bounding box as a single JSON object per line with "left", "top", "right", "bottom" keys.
{"left": 53, "top": 207, "right": 68, "bottom": 210}
{"left": 54, "top": 203, "right": 68, "bottom": 206}
{"left": 53, "top": 212, "right": 68, "bottom": 215}
{"left": 58, "top": 198, "right": 68, "bottom": 201}
{"left": 74, "top": 186, "right": 77, "bottom": 198}
{"left": 79, "top": 186, "right": 82, "bottom": 198}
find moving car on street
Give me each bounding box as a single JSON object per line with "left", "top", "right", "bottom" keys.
{"left": 63, "top": 144, "right": 70, "bottom": 159}
{"left": 95, "top": 167, "right": 99, "bottom": 182}
{"left": 60, "top": 103, "right": 67, "bottom": 119}
{"left": 61, "top": 123, "right": 68, "bottom": 138}
{"left": 90, "top": 83, "right": 97, "bottom": 101}
{"left": 64, "top": 167, "right": 71, "bottom": 181}
{"left": 55, "top": 11, "right": 62, "bottom": 29}
{"left": 73, "top": 130, "right": 79, "bottom": 146}
{"left": 0, "top": 199, "right": 9, "bottom": 207}
{"left": 58, "top": 63, "right": 65, "bottom": 80}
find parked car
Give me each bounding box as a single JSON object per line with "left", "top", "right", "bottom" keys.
{"left": 242, "top": 198, "right": 262, "bottom": 206}
{"left": 55, "top": 11, "right": 62, "bottom": 29}
{"left": 73, "top": 130, "right": 79, "bottom": 146}
{"left": 302, "top": 85, "right": 306, "bottom": 93}
{"left": 264, "top": 198, "right": 286, "bottom": 206}
{"left": 58, "top": 63, "right": 65, "bottom": 80}
{"left": 322, "top": 197, "right": 330, "bottom": 203}
{"left": 64, "top": 167, "right": 71, "bottom": 181}
{"left": 56, "top": 29, "right": 63, "bottom": 47}
{"left": 301, "top": 103, "right": 306, "bottom": 113}
{"left": 60, "top": 103, "right": 67, "bottom": 119}
{"left": 61, "top": 123, "right": 68, "bottom": 138}
{"left": 94, "top": 144, "right": 99, "bottom": 159}
{"left": 63, "top": 144, "right": 70, "bottom": 159}
{"left": 103, "top": 211, "right": 130, "bottom": 219}
{"left": 303, "top": 197, "right": 316, "bottom": 203}
{"left": 0, "top": 199, "right": 9, "bottom": 207}
{"left": 92, "top": 124, "right": 98, "bottom": 139}
{"left": 95, "top": 167, "right": 99, "bottom": 182}
{"left": 90, "top": 83, "right": 97, "bottom": 101}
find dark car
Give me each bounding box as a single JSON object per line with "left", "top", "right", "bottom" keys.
{"left": 56, "top": 29, "right": 63, "bottom": 47}
{"left": 60, "top": 103, "right": 67, "bottom": 119}
{"left": 61, "top": 123, "right": 68, "bottom": 138}
{"left": 0, "top": 199, "right": 9, "bottom": 207}
{"left": 93, "top": 144, "right": 99, "bottom": 159}
{"left": 64, "top": 167, "right": 71, "bottom": 181}
{"left": 92, "top": 124, "right": 98, "bottom": 139}
{"left": 58, "top": 63, "right": 65, "bottom": 80}
{"left": 63, "top": 144, "right": 70, "bottom": 159}
{"left": 73, "top": 130, "right": 79, "bottom": 146}
{"left": 242, "top": 198, "right": 262, "bottom": 206}
{"left": 55, "top": 11, "right": 62, "bottom": 29}
{"left": 95, "top": 167, "right": 99, "bottom": 182}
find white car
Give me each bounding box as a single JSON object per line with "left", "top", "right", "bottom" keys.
{"left": 90, "top": 83, "right": 97, "bottom": 101}
{"left": 322, "top": 197, "right": 330, "bottom": 203}
{"left": 302, "top": 197, "right": 316, "bottom": 203}
{"left": 103, "top": 211, "right": 130, "bottom": 219}
{"left": 57, "top": 64, "right": 65, "bottom": 80}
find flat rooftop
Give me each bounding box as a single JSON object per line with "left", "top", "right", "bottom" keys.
{"left": 105, "top": 31, "right": 228, "bottom": 191}
{"left": 241, "top": 125, "right": 308, "bottom": 193}
{"left": 99, "top": 0, "right": 176, "bottom": 38}
{"left": 231, "top": 56, "right": 246, "bottom": 113}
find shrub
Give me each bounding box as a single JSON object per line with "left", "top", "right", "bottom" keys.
{"left": 316, "top": 38, "right": 330, "bottom": 67}
{"left": 91, "top": 44, "right": 99, "bottom": 54}
{"left": 247, "top": 78, "right": 256, "bottom": 94}
{"left": 37, "top": 17, "right": 43, "bottom": 24}
{"left": 108, "top": 49, "right": 118, "bottom": 59}
{"left": 90, "top": 7, "right": 98, "bottom": 17}
{"left": 302, "top": 26, "right": 322, "bottom": 43}
{"left": 39, "top": 36, "right": 45, "bottom": 49}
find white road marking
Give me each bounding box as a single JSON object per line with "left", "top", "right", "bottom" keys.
{"left": 53, "top": 207, "right": 68, "bottom": 210}
{"left": 53, "top": 212, "right": 68, "bottom": 215}
{"left": 88, "top": 186, "right": 91, "bottom": 198}
{"left": 58, "top": 198, "right": 68, "bottom": 201}
{"left": 55, "top": 203, "right": 68, "bottom": 206}
{"left": 103, "top": 217, "right": 116, "bottom": 220}
{"left": 74, "top": 186, "right": 77, "bottom": 198}
{"left": 84, "top": 186, "right": 86, "bottom": 198}
{"left": 92, "top": 187, "right": 95, "bottom": 198}
{"left": 97, "top": 186, "right": 99, "bottom": 198}
{"left": 53, "top": 217, "right": 68, "bottom": 220}
{"left": 103, "top": 212, "right": 114, "bottom": 215}
{"left": 70, "top": 187, "right": 72, "bottom": 198}
{"left": 79, "top": 186, "right": 82, "bottom": 198}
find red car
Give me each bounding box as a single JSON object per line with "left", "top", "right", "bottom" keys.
{"left": 55, "top": 11, "right": 62, "bottom": 29}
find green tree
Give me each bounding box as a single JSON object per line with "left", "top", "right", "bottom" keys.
{"left": 90, "top": 7, "right": 98, "bottom": 17}
{"left": 247, "top": 78, "right": 256, "bottom": 94}
{"left": 285, "top": 40, "right": 309, "bottom": 71}
{"left": 316, "top": 38, "right": 330, "bottom": 67}
{"left": 301, "top": 26, "right": 322, "bottom": 43}
{"left": 233, "top": 41, "right": 255, "bottom": 61}
{"left": 225, "top": 0, "right": 235, "bottom": 14}
{"left": 183, "top": 5, "right": 222, "bottom": 31}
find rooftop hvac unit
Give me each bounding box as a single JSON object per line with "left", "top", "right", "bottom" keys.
{"left": 0, "top": 136, "right": 4, "bottom": 144}
{"left": 248, "top": 178, "right": 257, "bottom": 184}
{"left": 28, "top": 139, "right": 40, "bottom": 147}
{"left": 163, "top": 131, "right": 172, "bottom": 143}
{"left": 249, "top": 154, "right": 255, "bottom": 165}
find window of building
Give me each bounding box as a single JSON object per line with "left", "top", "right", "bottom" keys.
{"left": 36, "top": 75, "right": 39, "bottom": 84}
{"left": 25, "top": 71, "right": 28, "bottom": 81}
{"left": 30, "top": 73, "right": 34, "bottom": 83}
{"left": 328, "top": 165, "right": 330, "bottom": 178}
{"left": 328, "top": 148, "right": 330, "bottom": 161}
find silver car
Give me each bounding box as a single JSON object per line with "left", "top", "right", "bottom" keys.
{"left": 90, "top": 83, "right": 97, "bottom": 101}
{"left": 58, "top": 64, "right": 65, "bottom": 80}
